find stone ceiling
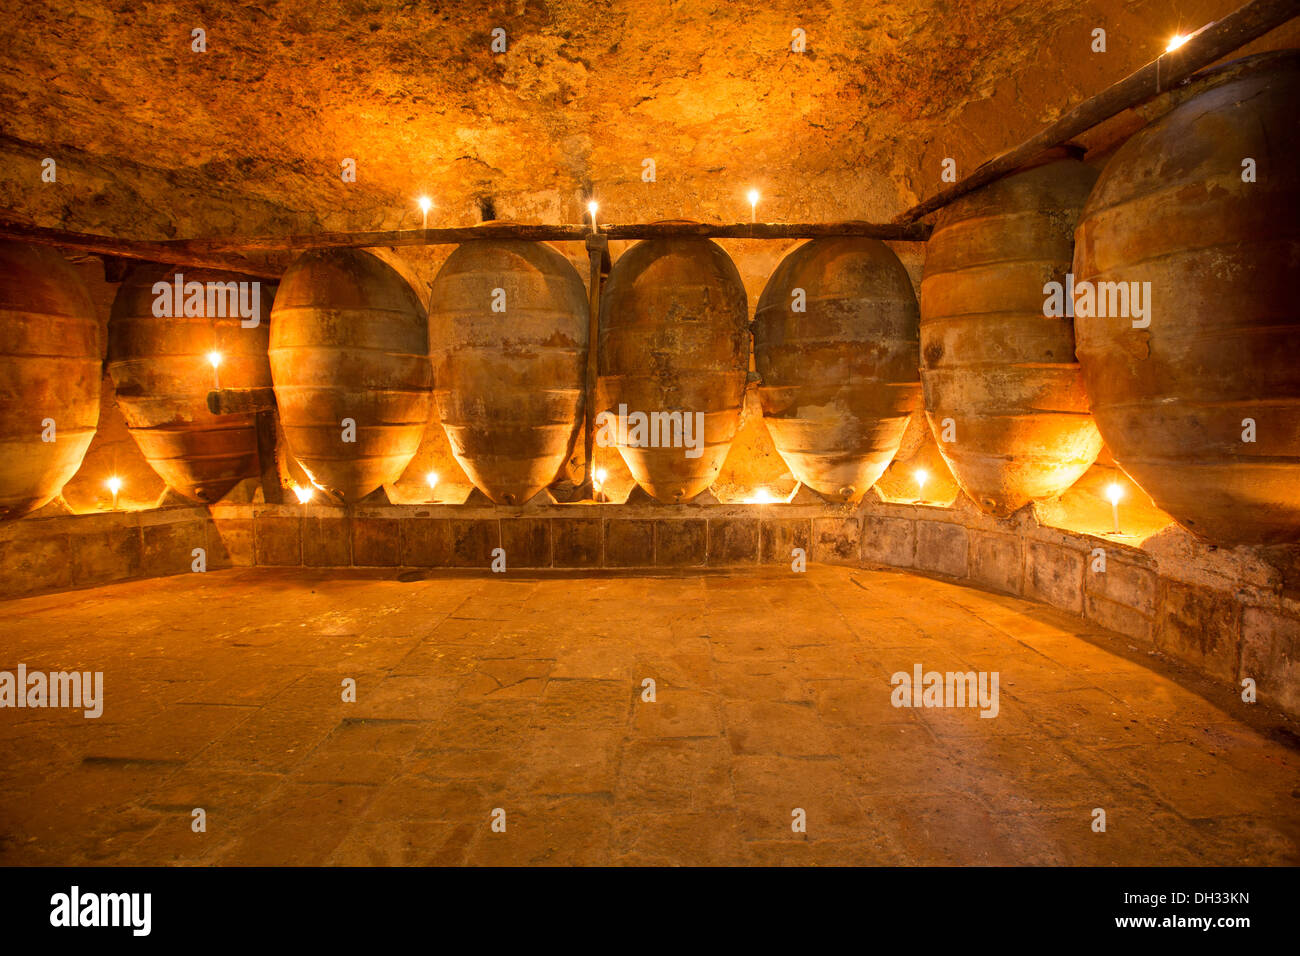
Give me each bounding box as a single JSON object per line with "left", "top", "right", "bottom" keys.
{"left": 0, "top": 0, "right": 1292, "bottom": 241}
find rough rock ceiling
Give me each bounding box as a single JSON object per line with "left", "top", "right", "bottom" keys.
{"left": 0, "top": 0, "right": 1289, "bottom": 239}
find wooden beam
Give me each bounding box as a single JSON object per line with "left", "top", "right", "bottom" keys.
{"left": 894, "top": 0, "right": 1300, "bottom": 223}
{"left": 254, "top": 408, "right": 283, "bottom": 505}
{"left": 0, "top": 218, "right": 930, "bottom": 276}
{"left": 157, "top": 219, "right": 931, "bottom": 255}
{"left": 610, "top": 221, "right": 931, "bottom": 241}
{"left": 581, "top": 234, "right": 610, "bottom": 501}
{"left": 0, "top": 217, "right": 284, "bottom": 278}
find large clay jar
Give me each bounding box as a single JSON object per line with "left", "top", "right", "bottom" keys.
{"left": 270, "top": 249, "right": 432, "bottom": 502}
{"left": 921, "top": 153, "right": 1103, "bottom": 516}
{"left": 429, "top": 239, "right": 588, "bottom": 505}
{"left": 0, "top": 241, "right": 100, "bottom": 518}
{"left": 1073, "top": 52, "right": 1300, "bottom": 546}
{"left": 754, "top": 237, "right": 922, "bottom": 501}
{"left": 598, "top": 232, "right": 749, "bottom": 502}
{"left": 108, "top": 265, "right": 272, "bottom": 502}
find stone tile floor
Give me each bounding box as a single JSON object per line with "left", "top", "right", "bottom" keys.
{"left": 0, "top": 565, "right": 1295, "bottom": 866}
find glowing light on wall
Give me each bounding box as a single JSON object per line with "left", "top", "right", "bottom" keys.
{"left": 418, "top": 196, "right": 433, "bottom": 229}
{"left": 747, "top": 189, "right": 760, "bottom": 223}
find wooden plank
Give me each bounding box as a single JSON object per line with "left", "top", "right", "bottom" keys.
{"left": 254, "top": 408, "right": 283, "bottom": 505}
{"left": 1, "top": 218, "right": 930, "bottom": 277}
{"left": 581, "top": 235, "right": 610, "bottom": 500}
{"left": 0, "top": 217, "right": 284, "bottom": 278}
{"left": 156, "top": 219, "right": 932, "bottom": 255}
{"left": 894, "top": 0, "right": 1300, "bottom": 223}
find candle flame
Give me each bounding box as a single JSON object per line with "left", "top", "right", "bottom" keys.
{"left": 207, "top": 351, "right": 222, "bottom": 369}
{"left": 293, "top": 485, "right": 313, "bottom": 504}
{"left": 747, "top": 189, "right": 760, "bottom": 206}
{"left": 426, "top": 471, "right": 439, "bottom": 489}
{"left": 1106, "top": 482, "right": 1124, "bottom": 506}
{"left": 1166, "top": 33, "right": 1189, "bottom": 53}
{"left": 106, "top": 475, "right": 122, "bottom": 494}
{"left": 417, "top": 196, "right": 433, "bottom": 214}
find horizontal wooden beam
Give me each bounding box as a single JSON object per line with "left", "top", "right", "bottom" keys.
{"left": 1, "top": 218, "right": 931, "bottom": 279}
{"left": 158, "top": 219, "right": 932, "bottom": 255}
{"left": 894, "top": 0, "right": 1300, "bottom": 223}
{"left": 0, "top": 217, "right": 284, "bottom": 279}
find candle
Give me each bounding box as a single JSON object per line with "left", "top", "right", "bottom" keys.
{"left": 426, "top": 471, "right": 439, "bottom": 500}
{"left": 747, "top": 189, "right": 759, "bottom": 223}
{"left": 1106, "top": 482, "right": 1123, "bottom": 533}
{"left": 207, "top": 351, "right": 222, "bottom": 390}
{"left": 914, "top": 468, "right": 929, "bottom": 503}
{"left": 106, "top": 475, "right": 122, "bottom": 511}
{"left": 293, "top": 485, "right": 313, "bottom": 505}
{"left": 587, "top": 200, "right": 599, "bottom": 233}
{"left": 1165, "top": 33, "right": 1189, "bottom": 53}
{"left": 418, "top": 196, "right": 432, "bottom": 230}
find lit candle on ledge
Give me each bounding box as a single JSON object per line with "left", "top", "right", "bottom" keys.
{"left": 747, "top": 188, "right": 760, "bottom": 223}
{"left": 207, "top": 351, "right": 223, "bottom": 390}
{"left": 1166, "top": 33, "right": 1189, "bottom": 53}
{"left": 293, "top": 485, "right": 313, "bottom": 505}
{"left": 914, "top": 468, "right": 929, "bottom": 504}
{"left": 418, "top": 196, "right": 433, "bottom": 230}
{"left": 593, "top": 467, "right": 607, "bottom": 502}
{"left": 1106, "top": 482, "right": 1123, "bottom": 534}
{"left": 587, "top": 200, "right": 599, "bottom": 234}
{"left": 426, "top": 471, "right": 439, "bottom": 500}
{"left": 106, "top": 475, "right": 122, "bottom": 511}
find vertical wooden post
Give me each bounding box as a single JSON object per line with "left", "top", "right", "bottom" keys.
{"left": 255, "top": 408, "right": 283, "bottom": 504}
{"left": 583, "top": 234, "right": 610, "bottom": 500}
